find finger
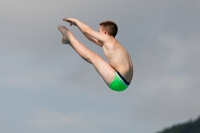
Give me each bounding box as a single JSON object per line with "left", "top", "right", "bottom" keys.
{"left": 66, "top": 20, "right": 71, "bottom": 23}
{"left": 63, "top": 18, "right": 69, "bottom": 21}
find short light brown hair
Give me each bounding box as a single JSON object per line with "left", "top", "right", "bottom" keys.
{"left": 99, "top": 21, "right": 118, "bottom": 37}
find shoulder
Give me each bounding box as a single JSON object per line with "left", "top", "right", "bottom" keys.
{"left": 104, "top": 36, "right": 117, "bottom": 43}
{"left": 103, "top": 37, "right": 119, "bottom": 49}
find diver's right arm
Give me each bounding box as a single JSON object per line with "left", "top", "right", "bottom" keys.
{"left": 84, "top": 34, "right": 103, "bottom": 47}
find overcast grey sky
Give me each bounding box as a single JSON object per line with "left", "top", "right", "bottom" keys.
{"left": 1, "top": 0, "right": 200, "bottom": 133}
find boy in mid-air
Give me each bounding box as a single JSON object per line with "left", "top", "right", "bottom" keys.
{"left": 58, "top": 18, "right": 133, "bottom": 91}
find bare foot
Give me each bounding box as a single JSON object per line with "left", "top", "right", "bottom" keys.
{"left": 58, "top": 26, "right": 71, "bottom": 44}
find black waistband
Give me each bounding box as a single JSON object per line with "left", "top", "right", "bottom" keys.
{"left": 116, "top": 71, "right": 130, "bottom": 85}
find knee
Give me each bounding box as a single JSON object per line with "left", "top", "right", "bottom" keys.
{"left": 84, "top": 51, "right": 96, "bottom": 63}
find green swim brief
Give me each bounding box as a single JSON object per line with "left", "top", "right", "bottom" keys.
{"left": 109, "top": 71, "right": 130, "bottom": 92}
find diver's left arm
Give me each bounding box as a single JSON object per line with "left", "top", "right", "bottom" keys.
{"left": 63, "top": 18, "right": 109, "bottom": 42}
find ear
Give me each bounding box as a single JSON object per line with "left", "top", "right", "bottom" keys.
{"left": 103, "top": 30, "right": 107, "bottom": 34}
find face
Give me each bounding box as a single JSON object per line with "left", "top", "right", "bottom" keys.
{"left": 98, "top": 26, "right": 106, "bottom": 34}
{"left": 98, "top": 26, "right": 106, "bottom": 44}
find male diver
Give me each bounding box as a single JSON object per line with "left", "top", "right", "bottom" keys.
{"left": 58, "top": 18, "right": 133, "bottom": 91}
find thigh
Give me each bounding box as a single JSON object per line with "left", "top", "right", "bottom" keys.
{"left": 89, "top": 52, "right": 115, "bottom": 85}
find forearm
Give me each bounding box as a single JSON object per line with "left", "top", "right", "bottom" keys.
{"left": 75, "top": 19, "right": 90, "bottom": 34}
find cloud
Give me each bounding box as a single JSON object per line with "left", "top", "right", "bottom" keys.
{"left": 31, "top": 110, "right": 86, "bottom": 129}
{"left": 1, "top": 0, "right": 200, "bottom": 133}
{"left": 30, "top": 109, "right": 132, "bottom": 133}
{"left": 128, "top": 32, "right": 200, "bottom": 131}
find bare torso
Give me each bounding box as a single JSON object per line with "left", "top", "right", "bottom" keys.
{"left": 101, "top": 38, "right": 133, "bottom": 83}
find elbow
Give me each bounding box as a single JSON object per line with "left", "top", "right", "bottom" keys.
{"left": 83, "top": 27, "right": 90, "bottom": 34}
